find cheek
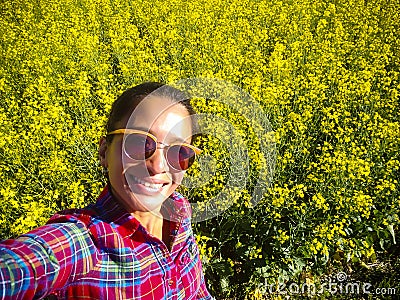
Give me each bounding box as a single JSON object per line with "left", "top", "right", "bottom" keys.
{"left": 108, "top": 156, "right": 124, "bottom": 175}
{"left": 164, "top": 182, "right": 180, "bottom": 198}
{"left": 170, "top": 171, "right": 185, "bottom": 185}
{"left": 106, "top": 142, "right": 123, "bottom": 166}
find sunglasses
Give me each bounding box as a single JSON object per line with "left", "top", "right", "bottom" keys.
{"left": 107, "top": 129, "right": 201, "bottom": 171}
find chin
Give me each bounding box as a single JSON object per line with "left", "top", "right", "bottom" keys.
{"left": 125, "top": 182, "right": 177, "bottom": 212}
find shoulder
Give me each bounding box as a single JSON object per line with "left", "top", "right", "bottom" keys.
{"left": 46, "top": 186, "right": 110, "bottom": 231}
{"left": 46, "top": 206, "right": 99, "bottom": 228}
{"left": 16, "top": 207, "right": 101, "bottom": 250}
{"left": 0, "top": 211, "right": 99, "bottom": 274}
{"left": 45, "top": 206, "right": 112, "bottom": 247}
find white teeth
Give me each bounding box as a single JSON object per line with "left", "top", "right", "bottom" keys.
{"left": 130, "top": 175, "right": 164, "bottom": 190}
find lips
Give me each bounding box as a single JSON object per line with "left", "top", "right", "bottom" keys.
{"left": 127, "top": 174, "right": 169, "bottom": 192}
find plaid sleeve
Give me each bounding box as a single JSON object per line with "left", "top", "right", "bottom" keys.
{"left": 195, "top": 253, "right": 215, "bottom": 300}
{"left": 0, "top": 220, "right": 98, "bottom": 299}
{"left": 197, "top": 275, "right": 214, "bottom": 299}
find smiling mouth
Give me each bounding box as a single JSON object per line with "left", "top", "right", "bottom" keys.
{"left": 127, "top": 174, "right": 169, "bottom": 192}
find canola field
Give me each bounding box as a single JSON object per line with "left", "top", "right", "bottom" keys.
{"left": 0, "top": 0, "right": 399, "bottom": 298}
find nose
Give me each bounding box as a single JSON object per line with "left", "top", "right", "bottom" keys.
{"left": 146, "top": 148, "right": 168, "bottom": 175}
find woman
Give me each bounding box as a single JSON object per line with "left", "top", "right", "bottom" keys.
{"left": 0, "top": 82, "right": 213, "bottom": 299}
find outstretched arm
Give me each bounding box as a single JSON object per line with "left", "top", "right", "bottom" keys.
{"left": 0, "top": 221, "right": 97, "bottom": 299}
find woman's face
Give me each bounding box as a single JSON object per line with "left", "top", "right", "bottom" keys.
{"left": 99, "top": 97, "right": 193, "bottom": 213}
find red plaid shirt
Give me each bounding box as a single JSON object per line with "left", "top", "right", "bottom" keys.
{"left": 0, "top": 185, "right": 213, "bottom": 299}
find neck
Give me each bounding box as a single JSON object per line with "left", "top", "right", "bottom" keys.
{"left": 133, "top": 210, "right": 164, "bottom": 239}
{"left": 108, "top": 185, "right": 165, "bottom": 239}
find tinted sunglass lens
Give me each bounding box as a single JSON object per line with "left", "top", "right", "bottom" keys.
{"left": 124, "top": 134, "right": 156, "bottom": 160}
{"left": 167, "top": 145, "right": 196, "bottom": 170}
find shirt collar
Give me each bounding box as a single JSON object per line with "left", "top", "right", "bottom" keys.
{"left": 91, "top": 184, "right": 191, "bottom": 238}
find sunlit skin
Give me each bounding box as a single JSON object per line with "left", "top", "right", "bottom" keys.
{"left": 99, "top": 97, "right": 192, "bottom": 240}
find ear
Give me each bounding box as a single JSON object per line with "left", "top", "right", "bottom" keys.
{"left": 99, "top": 137, "right": 108, "bottom": 168}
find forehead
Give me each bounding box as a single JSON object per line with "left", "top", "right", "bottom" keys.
{"left": 125, "top": 96, "right": 192, "bottom": 137}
